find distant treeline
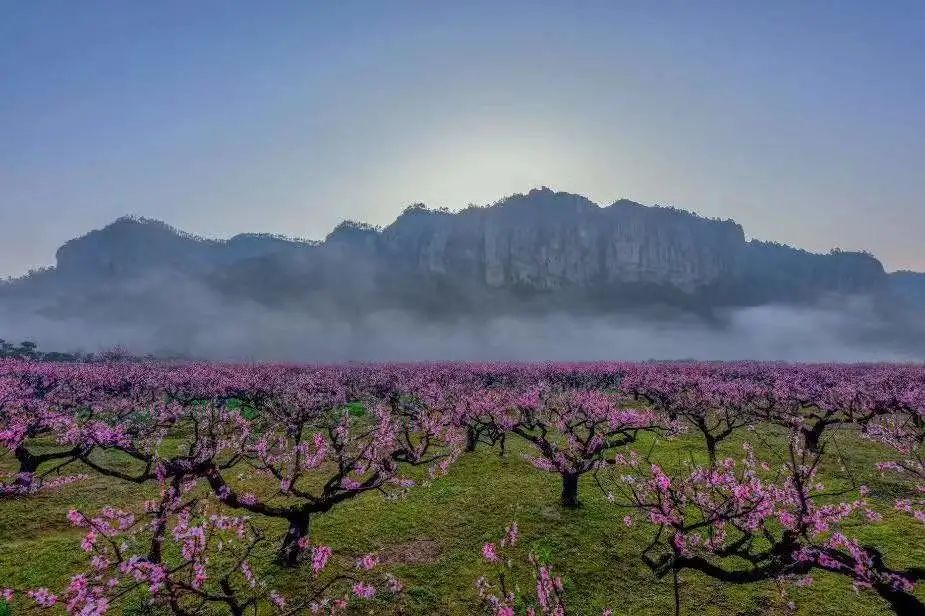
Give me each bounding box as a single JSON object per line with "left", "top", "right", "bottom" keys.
{"left": 0, "top": 339, "right": 149, "bottom": 363}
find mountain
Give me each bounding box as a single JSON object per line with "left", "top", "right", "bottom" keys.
{"left": 2, "top": 188, "right": 913, "bottom": 309}
{"left": 888, "top": 271, "right": 925, "bottom": 305}
{"left": 1, "top": 188, "right": 922, "bottom": 359}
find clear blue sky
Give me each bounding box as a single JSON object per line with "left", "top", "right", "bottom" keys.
{"left": 2, "top": 0, "right": 923, "bottom": 277}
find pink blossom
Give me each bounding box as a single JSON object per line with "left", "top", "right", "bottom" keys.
{"left": 352, "top": 582, "right": 376, "bottom": 599}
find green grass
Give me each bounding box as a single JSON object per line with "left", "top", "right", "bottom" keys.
{"left": 1, "top": 427, "right": 923, "bottom": 615}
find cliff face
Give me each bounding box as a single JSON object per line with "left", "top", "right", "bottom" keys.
{"left": 22, "top": 188, "right": 907, "bottom": 317}
{"left": 380, "top": 189, "right": 746, "bottom": 292}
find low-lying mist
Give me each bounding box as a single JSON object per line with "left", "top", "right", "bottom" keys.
{"left": 1, "top": 277, "right": 920, "bottom": 362}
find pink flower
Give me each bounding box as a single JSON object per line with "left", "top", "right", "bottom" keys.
{"left": 67, "top": 509, "right": 85, "bottom": 526}
{"left": 482, "top": 542, "right": 499, "bottom": 562}
{"left": 501, "top": 521, "right": 519, "bottom": 547}
{"left": 356, "top": 553, "right": 378, "bottom": 570}
{"left": 191, "top": 563, "right": 207, "bottom": 589}
{"left": 269, "top": 591, "right": 286, "bottom": 608}
{"left": 385, "top": 573, "right": 403, "bottom": 593}
{"left": 311, "top": 545, "right": 332, "bottom": 574}
{"left": 352, "top": 582, "right": 376, "bottom": 599}
{"left": 81, "top": 530, "right": 98, "bottom": 552}
{"left": 28, "top": 588, "right": 57, "bottom": 608}
{"left": 239, "top": 492, "right": 257, "bottom": 506}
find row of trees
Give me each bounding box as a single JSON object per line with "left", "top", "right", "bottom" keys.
{"left": 0, "top": 340, "right": 145, "bottom": 363}
{"left": 0, "top": 340, "right": 53, "bottom": 361}
{"left": 1, "top": 360, "right": 923, "bottom": 614}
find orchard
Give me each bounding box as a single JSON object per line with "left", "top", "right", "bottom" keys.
{"left": 1, "top": 360, "right": 923, "bottom": 615}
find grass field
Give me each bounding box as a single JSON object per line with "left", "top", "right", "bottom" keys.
{"left": 2, "top": 424, "right": 923, "bottom": 615}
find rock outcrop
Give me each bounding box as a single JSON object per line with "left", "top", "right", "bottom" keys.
{"left": 377, "top": 190, "right": 746, "bottom": 292}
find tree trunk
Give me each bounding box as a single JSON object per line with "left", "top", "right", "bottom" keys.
{"left": 802, "top": 424, "right": 824, "bottom": 453}
{"left": 695, "top": 420, "right": 718, "bottom": 467}
{"left": 561, "top": 472, "right": 581, "bottom": 508}
{"left": 278, "top": 514, "right": 310, "bottom": 567}
{"left": 12, "top": 446, "right": 39, "bottom": 490}
{"left": 705, "top": 435, "right": 717, "bottom": 468}
{"left": 465, "top": 426, "right": 478, "bottom": 453}
{"left": 149, "top": 476, "right": 182, "bottom": 563}
{"left": 873, "top": 581, "right": 925, "bottom": 616}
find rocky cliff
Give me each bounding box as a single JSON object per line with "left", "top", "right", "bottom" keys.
{"left": 4, "top": 188, "right": 908, "bottom": 317}
{"left": 378, "top": 190, "right": 747, "bottom": 293}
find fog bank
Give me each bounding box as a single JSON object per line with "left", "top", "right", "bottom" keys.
{"left": 1, "top": 288, "right": 919, "bottom": 362}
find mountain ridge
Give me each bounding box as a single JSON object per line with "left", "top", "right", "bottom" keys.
{"left": 3, "top": 187, "right": 923, "bottom": 360}
{"left": 1, "top": 187, "right": 916, "bottom": 316}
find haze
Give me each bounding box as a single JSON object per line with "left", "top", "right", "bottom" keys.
{"left": 3, "top": 1, "right": 925, "bottom": 279}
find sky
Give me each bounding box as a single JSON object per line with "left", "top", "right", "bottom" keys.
{"left": 2, "top": 0, "right": 924, "bottom": 278}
